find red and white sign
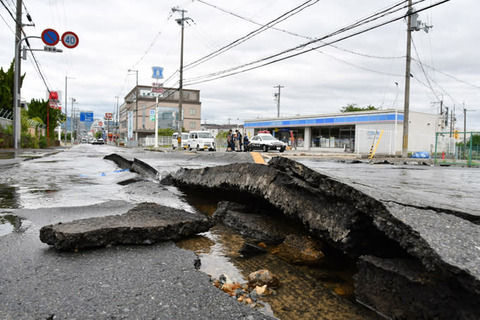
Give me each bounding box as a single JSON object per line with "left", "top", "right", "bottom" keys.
{"left": 98, "top": 121, "right": 103, "bottom": 127}
{"left": 152, "top": 87, "right": 164, "bottom": 93}
{"left": 48, "top": 100, "right": 61, "bottom": 110}
{"left": 41, "top": 29, "right": 60, "bottom": 46}
{"left": 104, "top": 113, "right": 113, "bottom": 120}
{"left": 61, "top": 31, "right": 79, "bottom": 49}
{"left": 48, "top": 91, "right": 61, "bottom": 109}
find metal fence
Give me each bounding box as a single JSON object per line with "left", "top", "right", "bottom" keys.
{"left": 434, "top": 131, "right": 480, "bottom": 167}
{"left": 0, "top": 108, "right": 13, "bottom": 120}
{"left": 0, "top": 108, "right": 13, "bottom": 129}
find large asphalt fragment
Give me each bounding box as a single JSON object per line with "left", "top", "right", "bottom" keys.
{"left": 162, "top": 156, "right": 480, "bottom": 319}
{"left": 104, "top": 153, "right": 159, "bottom": 180}
{"left": 40, "top": 203, "right": 213, "bottom": 250}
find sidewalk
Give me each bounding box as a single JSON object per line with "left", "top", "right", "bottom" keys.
{"left": 0, "top": 147, "right": 66, "bottom": 167}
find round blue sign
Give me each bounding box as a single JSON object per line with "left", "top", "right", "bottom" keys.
{"left": 41, "top": 29, "right": 60, "bottom": 46}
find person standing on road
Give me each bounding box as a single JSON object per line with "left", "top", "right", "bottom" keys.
{"left": 233, "top": 133, "right": 239, "bottom": 151}
{"left": 226, "top": 130, "right": 233, "bottom": 151}
{"left": 236, "top": 130, "right": 242, "bottom": 151}
{"left": 243, "top": 133, "right": 249, "bottom": 152}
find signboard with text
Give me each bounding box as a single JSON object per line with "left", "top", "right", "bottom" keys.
{"left": 80, "top": 112, "right": 94, "bottom": 122}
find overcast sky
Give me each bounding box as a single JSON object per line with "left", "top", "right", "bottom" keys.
{"left": 1, "top": 0, "right": 479, "bottom": 130}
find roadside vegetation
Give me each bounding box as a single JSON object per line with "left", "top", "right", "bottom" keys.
{"left": 0, "top": 60, "right": 64, "bottom": 149}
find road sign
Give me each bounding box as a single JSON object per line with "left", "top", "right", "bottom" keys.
{"left": 80, "top": 112, "right": 94, "bottom": 122}
{"left": 149, "top": 109, "right": 155, "bottom": 121}
{"left": 41, "top": 29, "right": 60, "bottom": 46}
{"left": 104, "top": 113, "right": 113, "bottom": 120}
{"left": 152, "top": 66, "right": 164, "bottom": 79}
{"left": 61, "top": 31, "right": 79, "bottom": 49}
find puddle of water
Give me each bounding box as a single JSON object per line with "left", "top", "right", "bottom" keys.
{"left": 0, "top": 213, "right": 26, "bottom": 236}
{"left": 177, "top": 195, "right": 380, "bottom": 320}
{"left": 0, "top": 184, "right": 19, "bottom": 209}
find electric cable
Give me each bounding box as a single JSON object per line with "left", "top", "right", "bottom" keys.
{"left": 185, "top": 0, "right": 417, "bottom": 83}
{"left": 195, "top": 0, "right": 407, "bottom": 60}
{"left": 411, "top": 37, "right": 440, "bottom": 101}
{"left": 0, "top": 9, "right": 15, "bottom": 35}
{"left": 0, "top": 0, "right": 16, "bottom": 24}
{"left": 184, "top": 0, "right": 321, "bottom": 71}
{"left": 183, "top": 0, "right": 450, "bottom": 86}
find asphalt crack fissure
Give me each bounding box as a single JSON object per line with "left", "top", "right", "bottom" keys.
{"left": 383, "top": 200, "right": 480, "bottom": 225}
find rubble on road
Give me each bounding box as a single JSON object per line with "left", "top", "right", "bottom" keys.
{"left": 162, "top": 156, "right": 480, "bottom": 319}
{"left": 40, "top": 203, "right": 213, "bottom": 251}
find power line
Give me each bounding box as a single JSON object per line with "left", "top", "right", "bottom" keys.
{"left": 185, "top": 0, "right": 416, "bottom": 83}
{"left": 0, "top": 0, "right": 17, "bottom": 25}
{"left": 184, "top": 0, "right": 321, "bottom": 71}
{"left": 130, "top": 11, "right": 175, "bottom": 69}
{"left": 195, "top": 0, "right": 406, "bottom": 60}
{"left": 0, "top": 9, "right": 15, "bottom": 35}
{"left": 185, "top": 0, "right": 442, "bottom": 86}
{"left": 314, "top": 49, "right": 403, "bottom": 77}
{"left": 413, "top": 58, "right": 480, "bottom": 91}
{"left": 411, "top": 37, "right": 440, "bottom": 101}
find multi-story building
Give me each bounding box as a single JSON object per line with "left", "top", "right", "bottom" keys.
{"left": 119, "top": 85, "right": 201, "bottom": 142}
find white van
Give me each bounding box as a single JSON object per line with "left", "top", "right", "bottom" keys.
{"left": 187, "top": 131, "right": 216, "bottom": 151}
{"left": 171, "top": 132, "right": 189, "bottom": 150}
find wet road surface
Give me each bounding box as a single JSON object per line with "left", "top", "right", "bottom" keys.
{"left": 0, "top": 145, "right": 273, "bottom": 320}
{"left": 1, "top": 145, "right": 478, "bottom": 319}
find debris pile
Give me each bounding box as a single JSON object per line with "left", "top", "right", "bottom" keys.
{"left": 211, "top": 270, "right": 280, "bottom": 309}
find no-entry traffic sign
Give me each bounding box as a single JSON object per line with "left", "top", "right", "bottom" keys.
{"left": 41, "top": 29, "right": 60, "bottom": 46}
{"left": 61, "top": 31, "right": 79, "bottom": 49}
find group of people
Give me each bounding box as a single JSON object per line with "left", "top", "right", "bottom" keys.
{"left": 226, "top": 129, "right": 249, "bottom": 152}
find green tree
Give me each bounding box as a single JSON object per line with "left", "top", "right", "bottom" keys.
{"left": 471, "top": 134, "right": 480, "bottom": 146}
{"left": 340, "top": 104, "right": 378, "bottom": 113}
{"left": 27, "top": 98, "right": 64, "bottom": 139}
{"left": 158, "top": 128, "right": 175, "bottom": 136}
{"left": 216, "top": 130, "right": 228, "bottom": 139}
{"left": 0, "top": 60, "right": 25, "bottom": 111}
{"left": 95, "top": 131, "right": 103, "bottom": 139}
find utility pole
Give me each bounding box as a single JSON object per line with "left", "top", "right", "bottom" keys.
{"left": 127, "top": 69, "right": 139, "bottom": 142}
{"left": 115, "top": 96, "right": 119, "bottom": 145}
{"left": 13, "top": 0, "right": 22, "bottom": 150}
{"left": 172, "top": 7, "right": 192, "bottom": 136}
{"left": 274, "top": 85, "right": 284, "bottom": 118}
{"left": 70, "top": 98, "right": 76, "bottom": 144}
{"left": 401, "top": 1, "right": 432, "bottom": 157}
{"left": 463, "top": 105, "right": 467, "bottom": 149}
{"left": 401, "top": 0, "right": 413, "bottom": 158}
{"left": 64, "top": 76, "right": 74, "bottom": 145}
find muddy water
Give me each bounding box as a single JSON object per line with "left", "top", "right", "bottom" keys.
{"left": 176, "top": 196, "right": 380, "bottom": 320}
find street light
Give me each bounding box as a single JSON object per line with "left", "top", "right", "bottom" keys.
{"left": 70, "top": 98, "right": 77, "bottom": 144}
{"left": 64, "top": 76, "right": 75, "bottom": 145}
{"left": 128, "top": 69, "right": 138, "bottom": 142}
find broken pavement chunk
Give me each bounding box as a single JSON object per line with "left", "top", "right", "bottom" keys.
{"left": 39, "top": 203, "right": 213, "bottom": 251}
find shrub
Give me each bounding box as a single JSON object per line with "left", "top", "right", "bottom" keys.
{"left": 39, "top": 136, "right": 47, "bottom": 149}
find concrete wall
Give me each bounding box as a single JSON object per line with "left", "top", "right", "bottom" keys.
{"left": 355, "top": 123, "right": 398, "bottom": 155}
{"left": 0, "top": 118, "right": 12, "bottom": 128}
{"left": 408, "top": 111, "right": 440, "bottom": 154}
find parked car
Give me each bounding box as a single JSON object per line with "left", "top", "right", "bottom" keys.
{"left": 187, "top": 131, "right": 216, "bottom": 151}
{"left": 92, "top": 138, "right": 104, "bottom": 145}
{"left": 247, "top": 133, "right": 286, "bottom": 152}
{"left": 171, "top": 132, "right": 189, "bottom": 150}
